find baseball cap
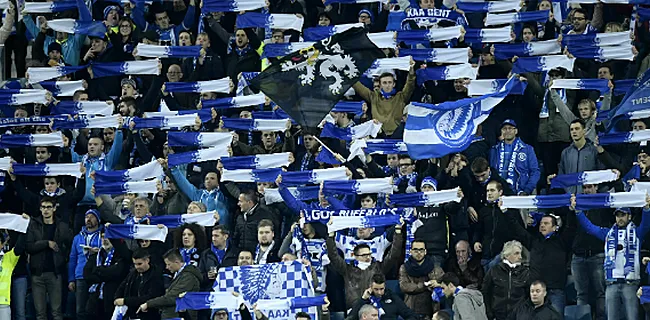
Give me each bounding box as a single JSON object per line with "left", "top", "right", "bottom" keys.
{"left": 501, "top": 119, "right": 517, "bottom": 129}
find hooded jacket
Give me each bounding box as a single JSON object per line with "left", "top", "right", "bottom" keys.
{"left": 453, "top": 288, "right": 489, "bottom": 320}
{"left": 147, "top": 264, "right": 202, "bottom": 320}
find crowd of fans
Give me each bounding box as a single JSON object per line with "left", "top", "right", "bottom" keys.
{"left": 2, "top": 0, "right": 650, "bottom": 320}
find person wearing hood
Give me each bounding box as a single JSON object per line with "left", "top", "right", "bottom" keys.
{"left": 507, "top": 281, "right": 561, "bottom": 320}
{"left": 114, "top": 248, "right": 166, "bottom": 320}
{"left": 399, "top": 239, "right": 443, "bottom": 319}
{"left": 138, "top": 249, "right": 203, "bottom": 320}
{"left": 349, "top": 273, "right": 416, "bottom": 320}
{"left": 68, "top": 209, "right": 103, "bottom": 320}
{"left": 440, "top": 272, "right": 488, "bottom": 320}
{"left": 481, "top": 240, "right": 530, "bottom": 320}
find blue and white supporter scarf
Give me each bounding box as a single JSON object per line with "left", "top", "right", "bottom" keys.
{"left": 496, "top": 138, "right": 526, "bottom": 188}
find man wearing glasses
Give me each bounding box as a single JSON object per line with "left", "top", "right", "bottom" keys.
{"left": 567, "top": 8, "right": 596, "bottom": 35}
{"left": 26, "top": 197, "right": 73, "bottom": 320}
{"left": 489, "top": 119, "right": 540, "bottom": 196}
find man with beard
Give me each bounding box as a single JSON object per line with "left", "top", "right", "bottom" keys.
{"left": 399, "top": 240, "right": 442, "bottom": 319}
{"left": 232, "top": 127, "right": 295, "bottom": 156}
{"left": 444, "top": 240, "right": 484, "bottom": 289}
{"left": 254, "top": 219, "right": 281, "bottom": 264}
{"left": 199, "top": 226, "right": 239, "bottom": 289}
{"left": 232, "top": 190, "right": 278, "bottom": 252}
{"left": 237, "top": 250, "right": 253, "bottom": 266}
{"left": 114, "top": 249, "right": 165, "bottom": 320}
{"left": 291, "top": 130, "right": 321, "bottom": 171}
{"left": 68, "top": 210, "right": 103, "bottom": 320}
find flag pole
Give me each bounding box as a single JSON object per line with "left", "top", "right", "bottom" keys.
{"left": 312, "top": 135, "right": 345, "bottom": 162}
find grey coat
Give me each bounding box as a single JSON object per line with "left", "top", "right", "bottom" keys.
{"left": 453, "top": 288, "right": 488, "bottom": 320}
{"left": 558, "top": 140, "right": 604, "bottom": 194}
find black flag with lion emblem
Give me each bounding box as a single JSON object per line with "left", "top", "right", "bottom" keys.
{"left": 249, "top": 27, "right": 384, "bottom": 127}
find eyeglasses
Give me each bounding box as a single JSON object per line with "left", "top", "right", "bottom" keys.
{"left": 573, "top": 16, "right": 586, "bottom": 21}
{"left": 167, "top": 71, "right": 182, "bottom": 75}
{"left": 355, "top": 252, "right": 372, "bottom": 257}
{"left": 41, "top": 205, "right": 54, "bottom": 209}
{"left": 411, "top": 248, "right": 426, "bottom": 252}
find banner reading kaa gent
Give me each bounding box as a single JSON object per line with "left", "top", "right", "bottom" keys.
{"left": 404, "top": 76, "right": 524, "bottom": 159}
{"left": 249, "top": 27, "right": 384, "bottom": 127}
{"left": 214, "top": 260, "right": 317, "bottom": 320}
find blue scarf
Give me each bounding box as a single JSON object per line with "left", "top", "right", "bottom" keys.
{"left": 453, "top": 286, "right": 463, "bottom": 296}
{"left": 234, "top": 44, "right": 251, "bottom": 57}
{"left": 180, "top": 247, "right": 197, "bottom": 266}
{"left": 380, "top": 88, "right": 396, "bottom": 99}
{"left": 369, "top": 296, "right": 385, "bottom": 316}
{"left": 211, "top": 242, "right": 227, "bottom": 264}
{"left": 497, "top": 138, "right": 525, "bottom": 191}
{"left": 605, "top": 222, "right": 637, "bottom": 280}
{"left": 88, "top": 248, "right": 114, "bottom": 299}
{"left": 431, "top": 287, "right": 444, "bottom": 302}
{"left": 541, "top": 88, "right": 566, "bottom": 118}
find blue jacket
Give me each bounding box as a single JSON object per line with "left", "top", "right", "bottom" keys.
{"left": 489, "top": 138, "right": 540, "bottom": 194}
{"left": 68, "top": 226, "right": 102, "bottom": 281}
{"left": 171, "top": 165, "right": 229, "bottom": 228}
{"left": 73, "top": 130, "right": 124, "bottom": 205}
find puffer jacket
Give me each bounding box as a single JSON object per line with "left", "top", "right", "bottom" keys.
{"left": 147, "top": 264, "right": 202, "bottom": 320}
{"left": 326, "top": 233, "right": 403, "bottom": 309}
{"left": 481, "top": 262, "right": 531, "bottom": 320}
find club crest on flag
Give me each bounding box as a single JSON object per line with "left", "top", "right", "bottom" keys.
{"left": 428, "top": 50, "right": 438, "bottom": 61}
{"left": 537, "top": 56, "right": 548, "bottom": 69}
{"left": 523, "top": 43, "right": 533, "bottom": 56}
{"left": 129, "top": 224, "right": 140, "bottom": 237}
{"left": 434, "top": 107, "right": 472, "bottom": 147}
{"left": 281, "top": 44, "right": 359, "bottom": 95}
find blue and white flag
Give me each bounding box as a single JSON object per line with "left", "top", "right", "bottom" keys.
{"left": 262, "top": 42, "right": 315, "bottom": 59}
{"left": 135, "top": 44, "right": 202, "bottom": 58}
{"left": 175, "top": 292, "right": 244, "bottom": 311}
{"left": 144, "top": 109, "right": 213, "bottom": 123}
{"left": 236, "top": 13, "right": 304, "bottom": 32}
{"left": 575, "top": 192, "right": 647, "bottom": 210}
{"left": 302, "top": 23, "right": 361, "bottom": 41}
{"left": 631, "top": 182, "right": 650, "bottom": 194}
{"left": 500, "top": 194, "right": 572, "bottom": 209}
{"left": 39, "top": 80, "right": 84, "bottom": 97}
{"left": 132, "top": 114, "right": 197, "bottom": 129}
{"left": 320, "top": 121, "right": 382, "bottom": 141}
{"left": 105, "top": 224, "right": 169, "bottom": 242}
{"left": 606, "top": 68, "right": 650, "bottom": 129}
{"left": 550, "top": 79, "right": 610, "bottom": 93}
{"left": 167, "top": 132, "right": 233, "bottom": 148}
{"left": 467, "top": 79, "right": 527, "bottom": 96}
{"left": 464, "top": 26, "right": 513, "bottom": 44}
{"left": 23, "top": 1, "right": 77, "bottom": 13}
{"left": 388, "top": 187, "right": 462, "bottom": 207}
{"left": 221, "top": 153, "right": 291, "bottom": 170}
{"left": 615, "top": 79, "right": 634, "bottom": 96}
{"left": 404, "top": 77, "right": 520, "bottom": 159}
{"left": 256, "top": 296, "right": 327, "bottom": 310}
{"left": 149, "top": 211, "right": 218, "bottom": 229}
{"left": 26, "top": 65, "right": 87, "bottom": 84}
{"left": 52, "top": 115, "right": 121, "bottom": 130}
{"left": 364, "top": 57, "right": 412, "bottom": 78}
{"left": 202, "top": 0, "right": 265, "bottom": 12}
{"left": 221, "top": 118, "right": 289, "bottom": 132}
{"left": 12, "top": 163, "right": 82, "bottom": 178}
{"left": 0, "top": 157, "right": 10, "bottom": 171}
{"left": 493, "top": 40, "right": 561, "bottom": 60}
{"left": 203, "top": 93, "right": 266, "bottom": 109}
{"left": 386, "top": 8, "right": 468, "bottom": 31}
{"left": 214, "top": 261, "right": 316, "bottom": 320}
{"left": 264, "top": 186, "right": 320, "bottom": 204}
{"left": 0, "top": 213, "right": 30, "bottom": 233}
{"left": 457, "top": 0, "right": 522, "bottom": 13}
{"left": 599, "top": 129, "right": 650, "bottom": 145}
{"left": 111, "top": 306, "right": 128, "bottom": 320}
{"left": 220, "top": 168, "right": 283, "bottom": 183}
{"left": 50, "top": 101, "right": 113, "bottom": 116}
{"left": 331, "top": 101, "right": 365, "bottom": 115}
{"left": 562, "top": 31, "right": 632, "bottom": 48}
{"left": 281, "top": 167, "right": 349, "bottom": 186}
{"left": 91, "top": 59, "right": 160, "bottom": 79}
{"left": 324, "top": 0, "right": 380, "bottom": 4}
{"left": 237, "top": 72, "right": 260, "bottom": 95}
{"left": 0, "top": 116, "right": 60, "bottom": 128}
{"left": 550, "top": 170, "right": 619, "bottom": 189}
{"left": 566, "top": 0, "right": 650, "bottom": 3}
{"left": 511, "top": 55, "right": 575, "bottom": 74}
{"left": 364, "top": 139, "right": 408, "bottom": 155}
{"left": 0, "top": 0, "right": 7, "bottom": 9}
{"left": 567, "top": 45, "right": 635, "bottom": 61}
{"left": 303, "top": 207, "right": 409, "bottom": 224}
{"left": 94, "top": 160, "right": 164, "bottom": 183}
{"left": 47, "top": 19, "right": 107, "bottom": 37}
{"left": 328, "top": 215, "right": 401, "bottom": 233}
{"left": 95, "top": 179, "right": 159, "bottom": 195}
{"left": 168, "top": 146, "right": 230, "bottom": 167}
{"left": 0, "top": 90, "right": 49, "bottom": 105}
{"left": 0, "top": 132, "right": 64, "bottom": 148}
{"left": 396, "top": 26, "right": 463, "bottom": 44}
{"left": 485, "top": 10, "right": 549, "bottom": 26}
{"left": 400, "top": 48, "right": 469, "bottom": 64}
{"left": 322, "top": 177, "right": 393, "bottom": 195}
{"left": 164, "top": 78, "right": 231, "bottom": 94}
{"left": 415, "top": 64, "right": 478, "bottom": 85}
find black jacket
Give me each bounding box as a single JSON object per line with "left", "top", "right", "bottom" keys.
{"left": 482, "top": 262, "right": 531, "bottom": 320}
{"left": 507, "top": 299, "right": 561, "bottom": 320}
{"left": 26, "top": 216, "right": 73, "bottom": 276}
{"left": 349, "top": 290, "right": 416, "bottom": 320}
{"left": 232, "top": 204, "right": 279, "bottom": 252}
{"left": 473, "top": 204, "right": 523, "bottom": 259}
{"left": 414, "top": 201, "right": 462, "bottom": 256}
{"left": 12, "top": 178, "right": 85, "bottom": 220}
{"left": 198, "top": 244, "right": 239, "bottom": 290}
{"left": 84, "top": 245, "right": 130, "bottom": 319}
{"left": 572, "top": 207, "right": 614, "bottom": 256}
{"left": 467, "top": 167, "right": 514, "bottom": 212}
{"left": 114, "top": 264, "right": 166, "bottom": 320}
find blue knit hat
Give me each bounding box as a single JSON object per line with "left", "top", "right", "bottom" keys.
{"left": 103, "top": 5, "right": 119, "bottom": 20}
{"left": 85, "top": 209, "right": 101, "bottom": 224}
{"left": 359, "top": 9, "right": 374, "bottom": 22}
{"left": 421, "top": 177, "right": 438, "bottom": 191}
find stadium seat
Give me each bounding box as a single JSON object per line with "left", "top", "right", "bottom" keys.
{"left": 564, "top": 305, "right": 591, "bottom": 320}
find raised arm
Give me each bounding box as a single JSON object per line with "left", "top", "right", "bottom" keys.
{"left": 171, "top": 165, "right": 202, "bottom": 201}
{"left": 105, "top": 130, "right": 124, "bottom": 170}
